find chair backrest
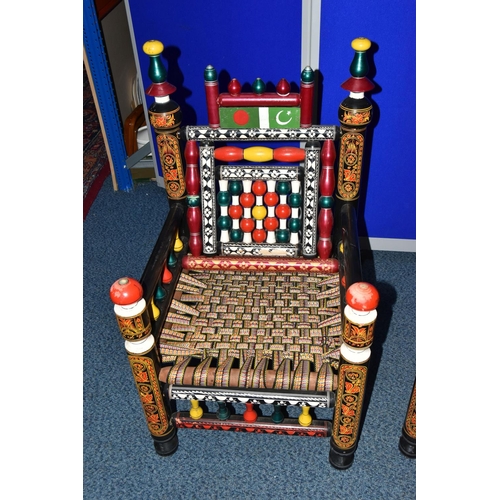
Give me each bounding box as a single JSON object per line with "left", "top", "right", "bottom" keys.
{"left": 182, "top": 66, "right": 340, "bottom": 259}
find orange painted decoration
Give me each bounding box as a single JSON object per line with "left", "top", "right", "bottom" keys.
{"left": 274, "top": 147, "right": 305, "bottom": 162}
{"left": 214, "top": 146, "right": 244, "bottom": 162}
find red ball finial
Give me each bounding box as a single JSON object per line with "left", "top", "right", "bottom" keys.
{"left": 110, "top": 277, "right": 143, "bottom": 306}
{"left": 346, "top": 282, "right": 379, "bottom": 311}
{"left": 228, "top": 78, "right": 242, "bottom": 96}
{"left": 276, "top": 78, "right": 290, "bottom": 96}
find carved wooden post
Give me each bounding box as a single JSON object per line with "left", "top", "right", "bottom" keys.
{"left": 143, "top": 40, "right": 186, "bottom": 200}
{"left": 333, "top": 37, "right": 375, "bottom": 252}
{"left": 110, "top": 277, "right": 178, "bottom": 456}
{"left": 399, "top": 379, "right": 416, "bottom": 457}
{"left": 330, "top": 282, "right": 379, "bottom": 469}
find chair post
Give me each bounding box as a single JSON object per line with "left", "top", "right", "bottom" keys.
{"left": 329, "top": 282, "right": 379, "bottom": 469}
{"left": 143, "top": 40, "right": 186, "bottom": 200}
{"left": 333, "top": 37, "right": 375, "bottom": 251}
{"left": 399, "top": 379, "right": 416, "bottom": 458}
{"left": 110, "top": 277, "right": 178, "bottom": 456}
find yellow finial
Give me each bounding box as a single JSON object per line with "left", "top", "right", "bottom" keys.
{"left": 189, "top": 400, "right": 204, "bottom": 420}
{"left": 298, "top": 406, "right": 313, "bottom": 427}
{"left": 151, "top": 298, "right": 160, "bottom": 320}
{"left": 351, "top": 37, "right": 371, "bottom": 52}
{"left": 143, "top": 40, "right": 164, "bottom": 56}
{"left": 174, "top": 230, "right": 184, "bottom": 252}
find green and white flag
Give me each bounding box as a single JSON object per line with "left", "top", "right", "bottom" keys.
{"left": 219, "top": 106, "right": 300, "bottom": 129}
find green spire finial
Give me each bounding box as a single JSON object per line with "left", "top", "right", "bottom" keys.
{"left": 252, "top": 78, "right": 265, "bottom": 95}
{"left": 349, "top": 37, "right": 371, "bottom": 78}
{"left": 301, "top": 66, "right": 314, "bottom": 84}
{"left": 143, "top": 40, "right": 167, "bottom": 83}
{"left": 204, "top": 65, "right": 217, "bottom": 82}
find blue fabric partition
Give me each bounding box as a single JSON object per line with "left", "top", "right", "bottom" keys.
{"left": 126, "top": 0, "right": 415, "bottom": 241}
{"left": 319, "top": 0, "right": 416, "bottom": 241}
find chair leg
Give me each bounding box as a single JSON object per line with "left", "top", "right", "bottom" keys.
{"left": 399, "top": 380, "right": 416, "bottom": 458}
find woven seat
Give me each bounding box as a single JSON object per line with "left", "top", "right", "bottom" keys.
{"left": 160, "top": 263, "right": 342, "bottom": 391}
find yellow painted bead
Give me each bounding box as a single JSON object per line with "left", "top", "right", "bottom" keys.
{"left": 244, "top": 146, "right": 274, "bottom": 162}
{"left": 143, "top": 40, "right": 164, "bottom": 56}
{"left": 189, "top": 400, "right": 203, "bottom": 420}
{"left": 351, "top": 37, "right": 371, "bottom": 52}
{"left": 174, "top": 230, "right": 183, "bottom": 252}
{"left": 151, "top": 299, "right": 160, "bottom": 320}
{"left": 298, "top": 406, "right": 312, "bottom": 427}
{"left": 251, "top": 205, "right": 267, "bottom": 220}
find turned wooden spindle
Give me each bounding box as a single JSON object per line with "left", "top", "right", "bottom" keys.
{"left": 317, "top": 140, "right": 336, "bottom": 259}
{"left": 143, "top": 40, "right": 186, "bottom": 200}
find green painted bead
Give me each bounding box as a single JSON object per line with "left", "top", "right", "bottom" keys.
{"left": 228, "top": 181, "right": 242, "bottom": 195}
{"left": 276, "top": 181, "right": 291, "bottom": 195}
{"left": 319, "top": 196, "right": 334, "bottom": 209}
{"left": 204, "top": 65, "right": 218, "bottom": 82}
{"left": 252, "top": 78, "right": 265, "bottom": 94}
{"left": 217, "top": 216, "right": 231, "bottom": 230}
{"left": 148, "top": 55, "right": 167, "bottom": 83}
{"left": 155, "top": 284, "right": 166, "bottom": 300}
{"left": 350, "top": 52, "right": 369, "bottom": 78}
{"left": 301, "top": 66, "right": 314, "bottom": 84}
{"left": 289, "top": 193, "right": 302, "bottom": 207}
{"left": 187, "top": 196, "right": 200, "bottom": 207}
{"left": 217, "top": 191, "right": 230, "bottom": 206}
{"left": 276, "top": 229, "right": 290, "bottom": 243}
{"left": 288, "top": 218, "right": 301, "bottom": 232}
{"left": 230, "top": 229, "right": 243, "bottom": 242}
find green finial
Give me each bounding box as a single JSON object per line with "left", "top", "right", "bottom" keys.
{"left": 143, "top": 40, "right": 167, "bottom": 83}
{"left": 252, "top": 78, "right": 265, "bottom": 95}
{"left": 349, "top": 37, "right": 371, "bottom": 78}
{"left": 301, "top": 66, "right": 314, "bottom": 83}
{"left": 204, "top": 65, "right": 217, "bottom": 82}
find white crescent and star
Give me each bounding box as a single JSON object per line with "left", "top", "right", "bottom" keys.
{"left": 276, "top": 110, "right": 293, "bottom": 125}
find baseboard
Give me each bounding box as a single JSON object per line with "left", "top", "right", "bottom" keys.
{"left": 360, "top": 237, "right": 416, "bottom": 252}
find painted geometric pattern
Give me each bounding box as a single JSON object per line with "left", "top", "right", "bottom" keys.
{"left": 159, "top": 269, "right": 342, "bottom": 393}
{"left": 302, "top": 147, "right": 320, "bottom": 256}
{"left": 184, "top": 125, "right": 340, "bottom": 142}
{"left": 200, "top": 144, "right": 216, "bottom": 254}
{"left": 220, "top": 165, "right": 300, "bottom": 181}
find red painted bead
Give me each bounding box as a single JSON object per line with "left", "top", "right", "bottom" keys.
{"left": 264, "top": 192, "right": 279, "bottom": 206}
{"left": 264, "top": 217, "right": 278, "bottom": 231}
{"left": 252, "top": 228, "right": 267, "bottom": 243}
{"left": 228, "top": 205, "right": 243, "bottom": 219}
{"left": 251, "top": 180, "right": 267, "bottom": 196}
{"left": 240, "top": 218, "right": 255, "bottom": 233}
{"left": 274, "top": 147, "right": 305, "bottom": 163}
{"left": 276, "top": 78, "right": 291, "bottom": 96}
{"left": 214, "top": 146, "right": 244, "bottom": 162}
{"left": 110, "top": 277, "right": 143, "bottom": 305}
{"left": 228, "top": 78, "right": 241, "bottom": 96}
{"left": 276, "top": 204, "right": 291, "bottom": 219}
{"left": 346, "top": 282, "right": 379, "bottom": 311}
{"left": 240, "top": 192, "right": 255, "bottom": 208}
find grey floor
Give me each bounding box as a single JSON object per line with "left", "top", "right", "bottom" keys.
{"left": 83, "top": 176, "right": 416, "bottom": 499}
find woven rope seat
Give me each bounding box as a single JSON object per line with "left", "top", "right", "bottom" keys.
{"left": 159, "top": 256, "right": 341, "bottom": 392}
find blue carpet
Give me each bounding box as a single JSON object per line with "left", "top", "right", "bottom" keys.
{"left": 84, "top": 176, "right": 416, "bottom": 499}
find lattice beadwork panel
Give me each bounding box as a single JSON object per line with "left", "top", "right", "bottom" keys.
{"left": 159, "top": 269, "right": 341, "bottom": 391}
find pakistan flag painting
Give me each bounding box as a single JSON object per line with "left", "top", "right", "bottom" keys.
{"left": 219, "top": 107, "right": 301, "bottom": 129}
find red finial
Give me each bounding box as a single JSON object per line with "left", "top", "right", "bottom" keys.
{"left": 276, "top": 78, "right": 291, "bottom": 96}
{"left": 110, "top": 277, "right": 143, "bottom": 306}
{"left": 346, "top": 282, "right": 379, "bottom": 311}
{"left": 228, "top": 78, "right": 242, "bottom": 96}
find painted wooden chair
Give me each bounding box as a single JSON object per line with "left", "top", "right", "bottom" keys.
{"left": 110, "top": 37, "right": 378, "bottom": 469}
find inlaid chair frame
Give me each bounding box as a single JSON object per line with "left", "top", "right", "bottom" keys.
{"left": 110, "top": 37, "right": 378, "bottom": 470}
